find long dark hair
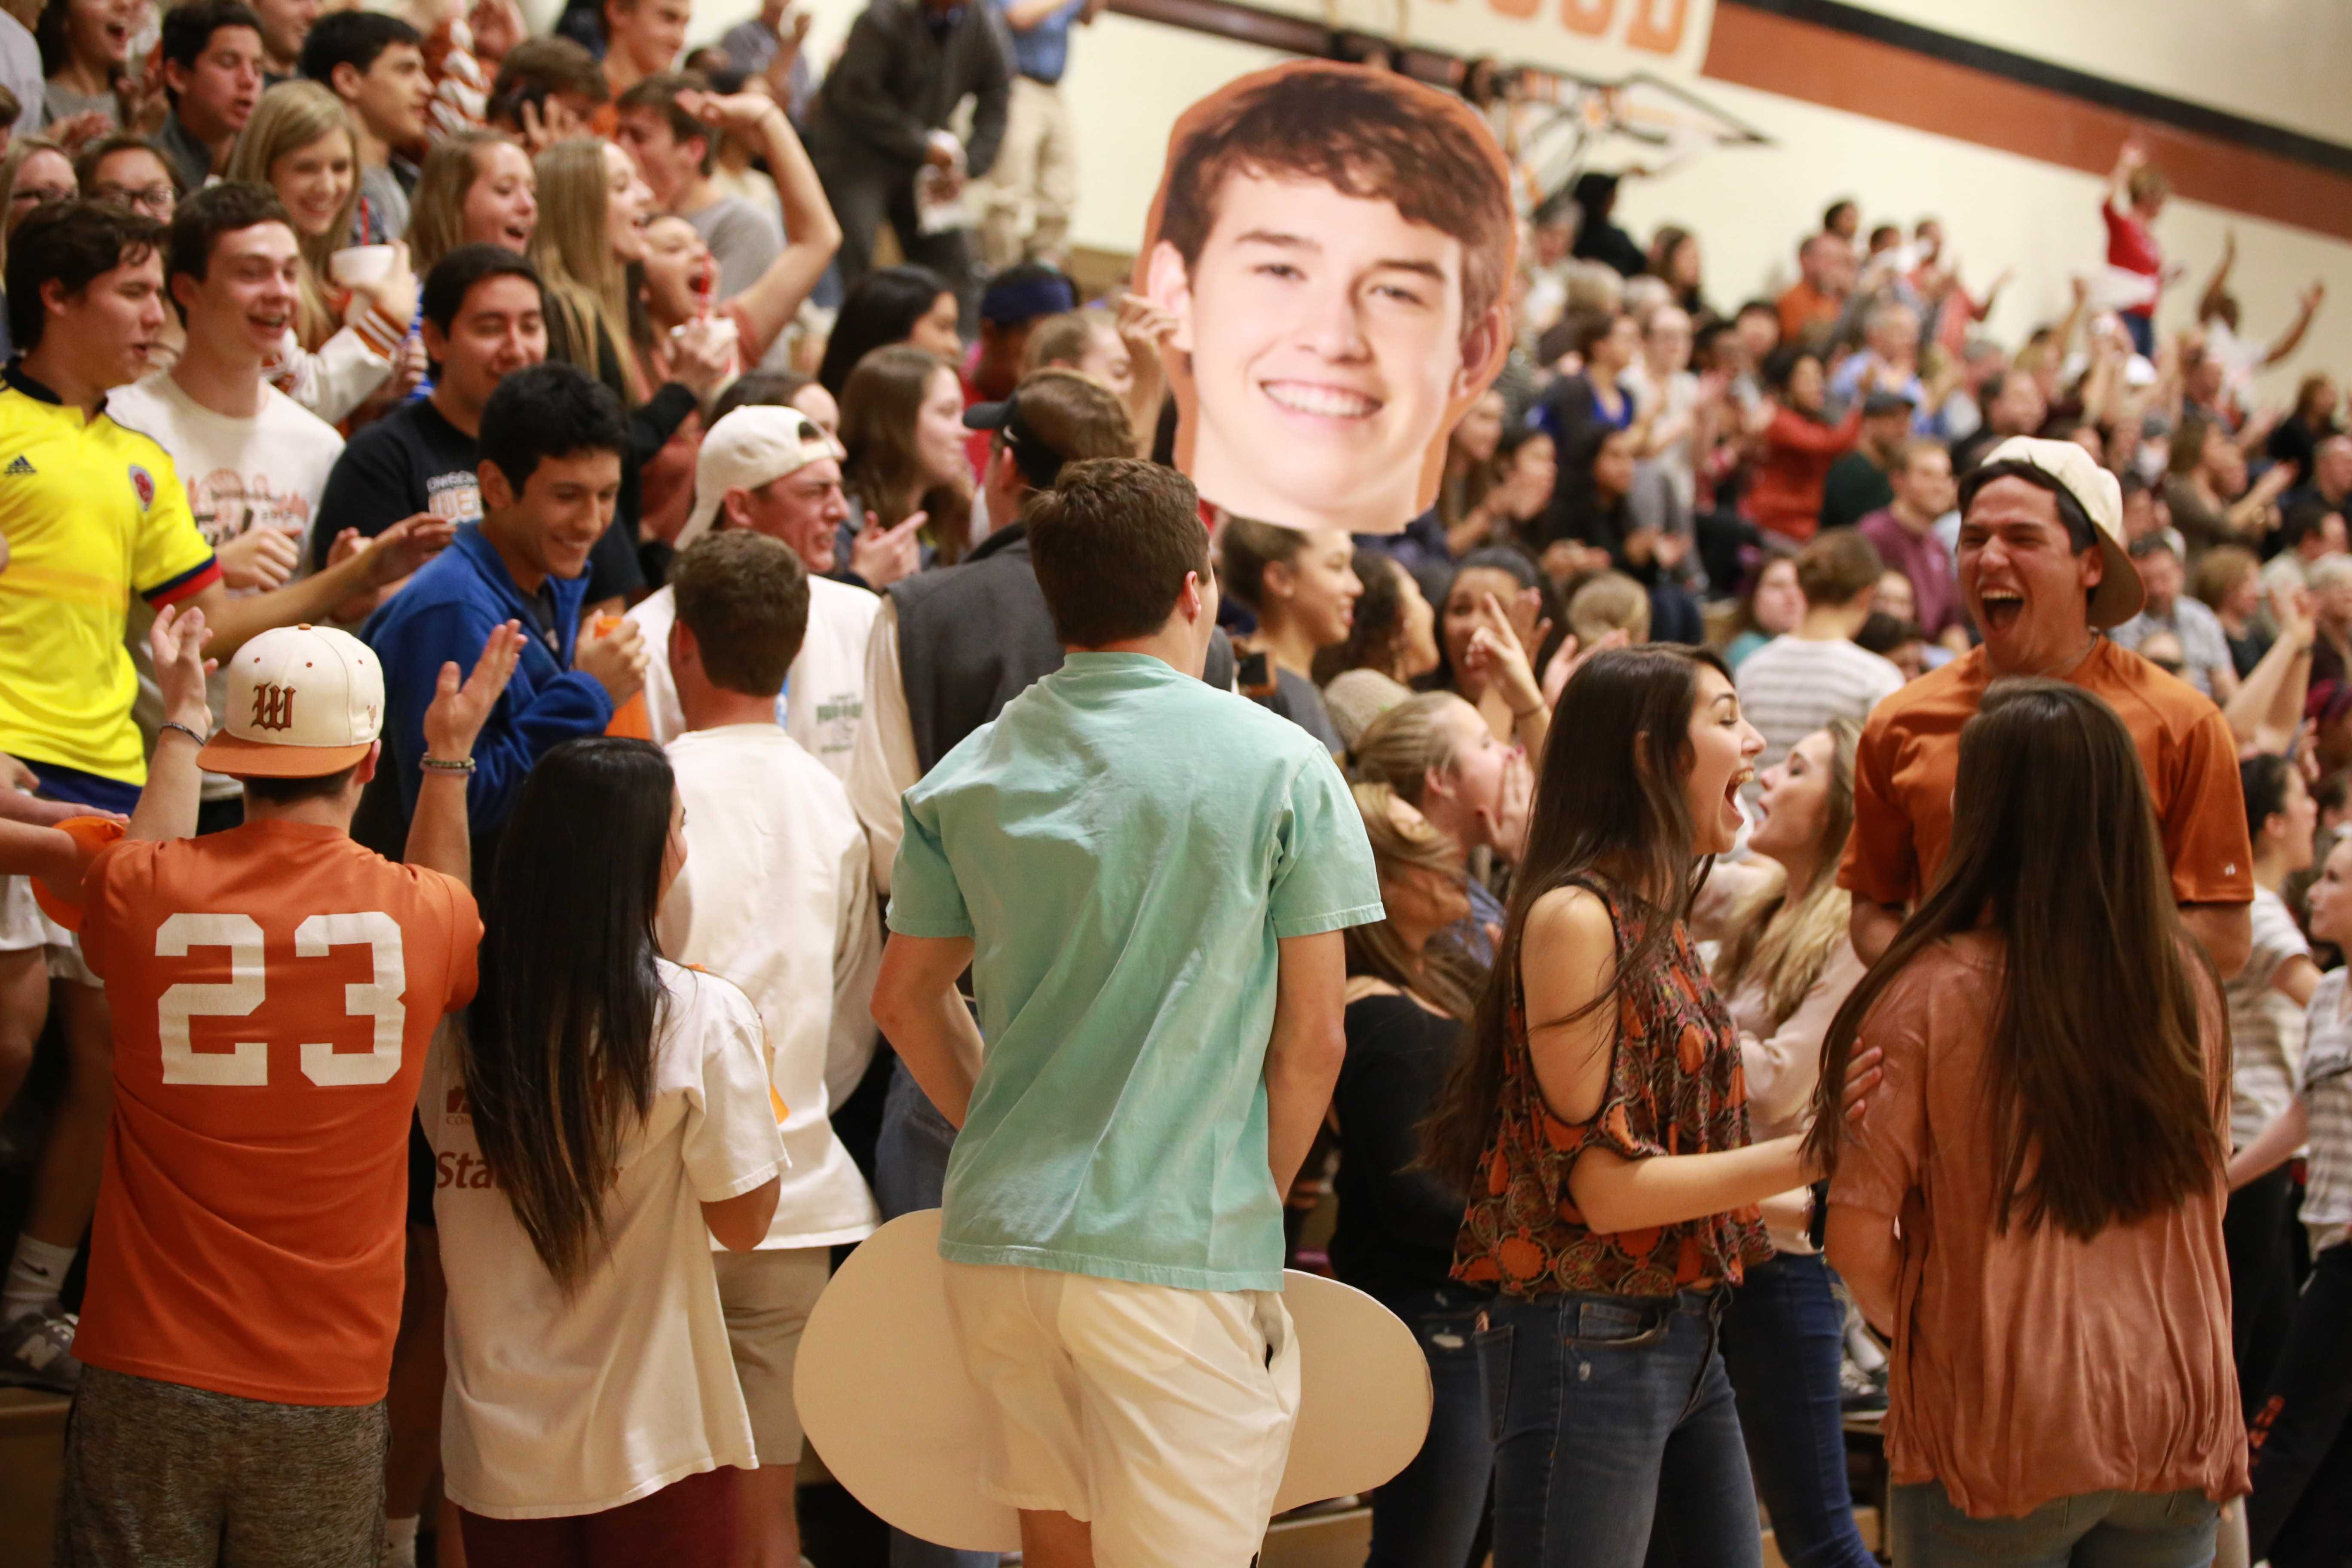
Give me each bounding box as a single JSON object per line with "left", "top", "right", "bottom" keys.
{"left": 817, "top": 264, "right": 953, "bottom": 396}
{"left": 1805, "top": 680, "right": 2223, "bottom": 1239}
{"left": 1432, "top": 547, "right": 1568, "bottom": 692}
{"left": 1312, "top": 549, "right": 1409, "bottom": 685}
{"left": 840, "top": 343, "right": 974, "bottom": 566}
{"left": 460, "top": 738, "right": 676, "bottom": 1294}
{"left": 1420, "top": 645, "right": 1727, "bottom": 1187}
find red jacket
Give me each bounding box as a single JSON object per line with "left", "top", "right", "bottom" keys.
{"left": 1745, "top": 406, "right": 1861, "bottom": 544}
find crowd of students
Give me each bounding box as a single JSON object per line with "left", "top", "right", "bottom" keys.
{"left": 0, "top": 1, "right": 2342, "bottom": 1567}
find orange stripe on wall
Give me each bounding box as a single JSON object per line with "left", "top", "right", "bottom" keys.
{"left": 1701, "top": 3, "right": 2352, "bottom": 243}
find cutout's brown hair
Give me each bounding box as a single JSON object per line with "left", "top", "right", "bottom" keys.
{"left": 1150, "top": 62, "right": 1512, "bottom": 339}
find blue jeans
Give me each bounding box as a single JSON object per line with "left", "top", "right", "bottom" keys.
{"left": 1481, "top": 1288, "right": 1761, "bottom": 1568}
{"left": 1364, "top": 1285, "right": 1495, "bottom": 1568}
{"left": 873, "top": 1059, "right": 995, "bottom": 1568}
{"left": 1891, "top": 1482, "right": 2220, "bottom": 1566}
{"left": 1718, "top": 1253, "right": 1875, "bottom": 1568}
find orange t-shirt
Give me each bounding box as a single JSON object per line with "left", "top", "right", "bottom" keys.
{"left": 1840, "top": 639, "right": 2254, "bottom": 911}
{"left": 75, "top": 820, "right": 481, "bottom": 1406}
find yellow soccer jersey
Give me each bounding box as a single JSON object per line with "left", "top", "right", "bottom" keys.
{"left": 0, "top": 368, "right": 218, "bottom": 784}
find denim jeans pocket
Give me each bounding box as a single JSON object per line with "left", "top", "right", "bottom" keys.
{"left": 1475, "top": 1320, "right": 1513, "bottom": 1446}
{"left": 1563, "top": 1297, "right": 1672, "bottom": 1351}
{"left": 1923, "top": 1491, "right": 2076, "bottom": 1557}
{"left": 2162, "top": 1488, "right": 2220, "bottom": 1528}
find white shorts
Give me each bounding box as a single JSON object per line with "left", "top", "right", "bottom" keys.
{"left": 940, "top": 1262, "right": 1299, "bottom": 1568}
{"left": 0, "top": 876, "right": 49, "bottom": 953}
{"left": 0, "top": 874, "right": 90, "bottom": 984}
{"left": 714, "top": 1245, "right": 831, "bottom": 1465}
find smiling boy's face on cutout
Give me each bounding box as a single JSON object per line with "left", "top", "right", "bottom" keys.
{"left": 1137, "top": 63, "right": 1514, "bottom": 537}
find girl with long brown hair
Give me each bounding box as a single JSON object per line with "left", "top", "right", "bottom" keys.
{"left": 1425, "top": 644, "right": 1874, "bottom": 1568}
{"left": 530, "top": 134, "right": 729, "bottom": 582}
{"left": 223, "top": 82, "right": 419, "bottom": 423}
{"left": 404, "top": 128, "right": 537, "bottom": 275}
{"left": 1814, "top": 679, "right": 2245, "bottom": 1565}
{"left": 1692, "top": 718, "right": 1877, "bottom": 1568}
{"left": 838, "top": 342, "right": 972, "bottom": 578}
{"left": 1219, "top": 518, "right": 1362, "bottom": 756}
{"left": 1329, "top": 783, "right": 1490, "bottom": 1568}
{"left": 422, "top": 738, "right": 784, "bottom": 1562}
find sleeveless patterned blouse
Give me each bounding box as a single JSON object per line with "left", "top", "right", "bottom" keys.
{"left": 1452, "top": 875, "right": 1772, "bottom": 1298}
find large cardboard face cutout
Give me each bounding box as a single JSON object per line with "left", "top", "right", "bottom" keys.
{"left": 1138, "top": 60, "right": 1518, "bottom": 536}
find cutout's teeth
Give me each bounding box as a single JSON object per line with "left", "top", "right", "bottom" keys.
{"left": 1262, "top": 382, "right": 1379, "bottom": 419}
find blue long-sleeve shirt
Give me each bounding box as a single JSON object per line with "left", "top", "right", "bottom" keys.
{"left": 362, "top": 525, "right": 613, "bottom": 833}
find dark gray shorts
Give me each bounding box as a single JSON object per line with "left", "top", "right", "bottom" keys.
{"left": 55, "top": 1364, "right": 388, "bottom": 1567}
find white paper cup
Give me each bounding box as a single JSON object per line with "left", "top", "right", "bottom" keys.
{"left": 329, "top": 245, "right": 396, "bottom": 288}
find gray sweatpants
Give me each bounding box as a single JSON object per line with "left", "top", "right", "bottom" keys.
{"left": 56, "top": 1363, "right": 388, "bottom": 1567}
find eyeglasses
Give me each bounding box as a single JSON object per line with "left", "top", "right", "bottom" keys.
{"left": 9, "top": 184, "right": 74, "bottom": 208}
{"left": 95, "top": 184, "right": 176, "bottom": 215}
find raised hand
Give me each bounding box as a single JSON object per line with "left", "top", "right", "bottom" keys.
{"left": 346, "top": 241, "right": 420, "bottom": 328}
{"left": 363, "top": 514, "right": 459, "bottom": 585}
{"left": 217, "top": 526, "right": 302, "bottom": 592}
{"left": 149, "top": 603, "right": 217, "bottom": 734}
{"left": 424, "top": 622, "right": 525, "bottom": 761}
{"left": 851, "top": 510, "right": 925, "bottom": 589}
{"left": 677, "top": 86, "right": 786, "bottom": 139}
{"left": 1461, "top": 590, "right": 1543, "bottom": 714}
{"left": 574, "top": 616, "right": 649, "bottom": 705}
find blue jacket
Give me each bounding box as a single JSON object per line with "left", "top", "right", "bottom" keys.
{"left": 363, "top": 525, "right": 613, "bottom": 832}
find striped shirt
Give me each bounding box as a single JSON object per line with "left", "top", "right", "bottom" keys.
{"left": 1734, "top": 634, "right": 1905, "bottom": 781}
{"left": 2226, "top": 889, "right": 2310, "bottom": 1148}
{"left": 2109, "top": 597, "right": 2235, "bottom": 698}
{"left": 2301, "top": 971, "right": 2352, "bottom": 1253}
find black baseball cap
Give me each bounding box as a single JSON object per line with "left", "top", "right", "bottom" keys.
{"left": 964, "top": 392, "right": 1066, "bottom": 490}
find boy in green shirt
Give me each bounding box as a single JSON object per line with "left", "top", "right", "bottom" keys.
{"left": 875, "top": 458, "right": 1381, "bottom": 1568}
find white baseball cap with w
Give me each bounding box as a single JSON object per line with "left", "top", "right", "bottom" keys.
{"left": 195, "top": 623, "right": 386, "bottom": 778}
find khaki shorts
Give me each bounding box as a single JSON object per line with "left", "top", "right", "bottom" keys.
{"left": 713, "top": 1246, "right": 832, "bottom": 1467}
{"left": 941, "top": 1262, "right": 1300, "bottom": 1568}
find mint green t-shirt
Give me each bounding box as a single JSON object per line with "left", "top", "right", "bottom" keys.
{"left": 888, "top": 652, "right": 1383, "bottom": 1292}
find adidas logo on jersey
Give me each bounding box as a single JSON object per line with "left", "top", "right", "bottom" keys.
{"left": 3, "top": 456, "right": 32, "bottom": 476}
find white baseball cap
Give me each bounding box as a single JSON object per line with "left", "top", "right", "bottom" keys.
{"left": 1975, "top": 435, "right": 2142, "bottom": 630}
{"left": 678, "top": 406, "right": 845, "bottom": 551}
{"left": 196, "top": 624, "right": 386, "bottom": 778}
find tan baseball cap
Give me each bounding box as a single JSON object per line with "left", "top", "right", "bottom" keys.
{"left": 1976, "top": 435, "right": 2142, "bottom": 630}
{"left": 678, "top": 406, "right": 845, "bottom": 551}
{"left": 196, "top": 624, "right": 385, "bottom": 778}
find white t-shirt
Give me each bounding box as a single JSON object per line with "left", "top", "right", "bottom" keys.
{"left": 421, "top": 961, "right": 785, "bottom": 1516}
{"left": 628, "top": 573, "right": 879, "bottom": 780}
{"left": 658, "top": 723, "right": 882, "bottom": 1250}
{"left": 2227, "top": 886, "right": 2311, "bottom": 1148}
{"left": 109, "top": 371, "right": 346, "bottom": 800}
{"left": 1733, "top": 634, "right": 1905, "bottom": 780}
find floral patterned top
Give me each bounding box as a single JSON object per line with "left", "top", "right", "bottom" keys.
{"left": 1453, "top": 875, "right": 1772, "bottom": 1298}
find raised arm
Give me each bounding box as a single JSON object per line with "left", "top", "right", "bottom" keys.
{"left": 403, "top": 622, "right": 525, "bottom": 887}
{"left": 2198, "top": 230, "right": 2237, "bottom": 326}
{"left": 2264, "top": 282, "right": 2326, "bottom": 368}
{"left": 682, "top": 89, "right": 841, "bottom": 359}
{"left": 129, "top": 603, "right": 212, "bottom": 844}
{"left": 194, "top": 514, "right": 457, "bottom": 658}
{"left": 2223, "top": 589, "right": 2312, "bottom": 750}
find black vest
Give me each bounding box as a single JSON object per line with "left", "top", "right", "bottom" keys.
{"left": 890, "top": 525, "right": 1235, "bottom": 773}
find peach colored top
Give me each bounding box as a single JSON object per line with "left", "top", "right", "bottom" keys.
{"left": 1831, "top": 933, "right": 2248, "bottom": 1518}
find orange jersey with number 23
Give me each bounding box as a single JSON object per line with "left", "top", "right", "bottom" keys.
{"left": 74, "top": 819, "right": 480, "bottom": 1407}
